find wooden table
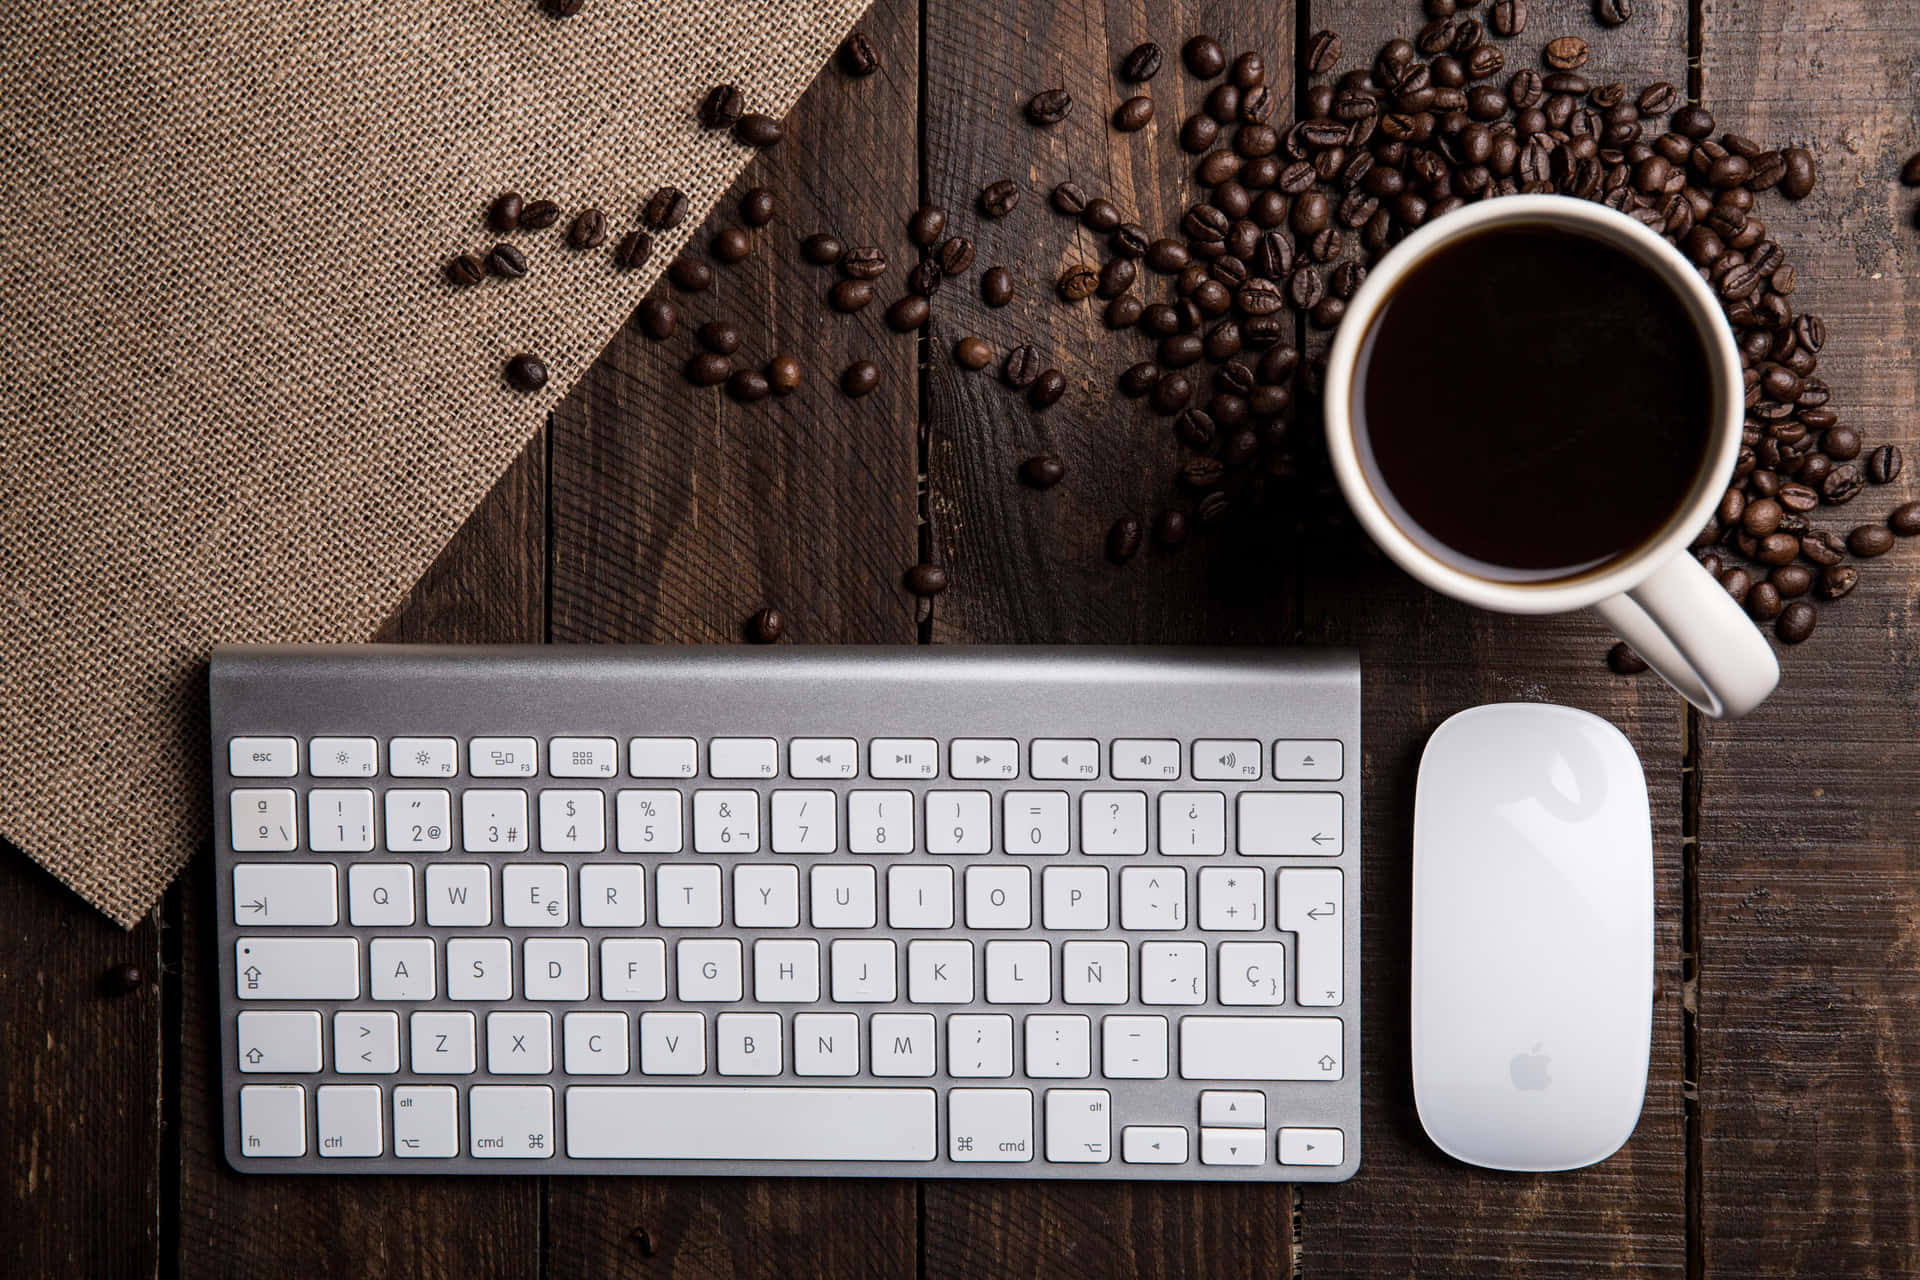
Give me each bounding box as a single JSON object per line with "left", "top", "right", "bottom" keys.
{"left": 5, "top": 0, "right": 1916, "bottom": 1273}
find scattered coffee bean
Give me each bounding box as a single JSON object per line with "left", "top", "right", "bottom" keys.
{"left": 1543, "top": 36, "right": 1589, "bottom": 70}
{"left": 713, "top": 227, "right": 753, "bottom": 263}
{"left": 489, "top": 192, "right": 524, "bottom": 234}
{"left": 566, "top": 208, "right": 607, "bottom": 250}
{"left": 1115, "top": 96, "right": 1155, "bottom": 132}
{"left": 1593, "top": 0, "right": 1632, "bottom": 26}
{"left": 1030, "top": 369, "right": 1068, "bottom": 409}
{"left": 1057, "top": 263, "right": 1099, "bottom": 301}
{"left": 734, "top": 114, "right": 783, "bottom": 148}
{"left": 1051, "top": 182, "right": 1090, "bottom": 216}
{"left": 485, "top": 243, "right": 528, "bottom": 278}
{"left": 1107, "top": 514, "right": 1145, "bottom": 562}
{"left": 1746, "top": 580, "right": 1783, "bottom": 621}
{"left": 1867, "top": 444, "right": 1904, "bottom": 484}
{"left": 1122, "top": 42, "right": 1164, "bottom": 82}
{"left": 1848, "top": 523, "right": 1895, "bottom": 556}
{"left": 908, "top": 260, "right": 943, "bottom": 297}
{"left": 1183, "top": 35, "right": 1226, "bottom": 77}
{"left": 1181, "top": 114, "right": 1221, "bottom": 152}
{"left": 740, "top": 188, "right": 777, "bottom": 227}
{"left": 842, "top": 247, "right": 888, "bottom": 281}
{"left": 699, "top": 84, "right": 745, "bottom": 129}
{"left": 1779, "top": 147, "right": 1816, "bottom": 199}
{"left": 643, "top": 186, "right": 689, "bottom": 230}
{"left": 980, "top": 180, "right": 1020, "bottom": 218}
{"left": 955, "top": 336, "right": 993, "bottom": 370}
{"left": 1003, "top": 344, "right": 1042, "bottom": 387}
{"left": 1119, "top": 361, "right": 1161, "bottom": 397}
{"left": 697, "top": 321, "right": 741, "bottom": 355}
{"left": 1819, "top": 564, "right": 1858, "bottom": 599}
{"left": 748, "top": 607, "right": 785, "bottom": 643}
{"left": 767, "top": 355, "right": 801, "bottom": 394}
{"left": 1021, "top": 454, "right": 1067, "bottom": 488}
{"left": 1306, "top": 29, "right": 1342, "bottom": 74}
{"left": 801, "top": 233, "right": 845, "bottom": 265}
{"left": 505, "top": 354, "right": 547, "bottom": 392}
{"left": 982, "top": 267, "right": 1015, "bottom": 306}
{"left": 686, "top": 352, "right": 732, "bottom": 386}
{"left": 841, "top": 360, "right": 880, "bottom": 397}
{"left": 839, "top": 31, "right": 880, "bottom": 76}
{"left": 1775, "top": 600, "right": 1816, "bottom": 644}
{"left": 445, "top": 253, "right": 486, "bottom": 287}
{"left": 729, "top": 369, "right": 771, "bottom": 402}
{"left": 1891, "top": 501, "right": 1920, "bottom": 537}
{"left": 1770, "top": 564, "right": 1814, "bottom": 598}
{"left": 1082, "top": 198, "right": 1124, "bottom": 232}
{"left": 1106, "top": 295, "right": 1145, "bottom": 328}
{"left": 829, "top": 278, "right": 876, "bottom": 312}
{"left": 668, "top": 258, "right": 713, "bottom": 291}
{"left": 1155, "top": 509, "right": 1190, "bottom": 547}
{"left": 1607, "top": 642, "right": 1648, "bottom": 674}
{"left": 887, "top": 295, "right": 931, "bottom": 330}
{"left": 905, "top": 563, "right": 950, "bottom": 596}
{"left": 103, "top": 964, "right": 144, "bottom": 996}
{"left": 1491, "top": 1, "right": 1527, "bottom": 37}
{"left": 1028, "top": 89, "right": 1073, "bottom": 125}
{"left": 636, "top": 297, "right": 676, "bottom": 340}
{"left": 936, "top": 237, "right": 975, "bottom": 276}
{"left": 614, "top": 230, "right": 653, "bottom": 271}
{"left": 908, "top": 204, "right": 948, "bottom": 246}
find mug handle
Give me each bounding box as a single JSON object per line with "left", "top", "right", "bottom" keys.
{"left": 1592, "top": 551, "right": 1780, "bottom": 718}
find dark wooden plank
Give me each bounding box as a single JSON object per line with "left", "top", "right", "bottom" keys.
{"left": 1696, "top": 2, "right": 1920, "bottom": 1272}
{"left": 173, "top": 435, "right": 548, "bottom": 1277}
{"left": 540, "top": 0, "right": 921, "bottom": 1273}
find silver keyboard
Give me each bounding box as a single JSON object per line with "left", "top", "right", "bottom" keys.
{"left": 211, "top": 645, "right": 1360, "bottom": 1180}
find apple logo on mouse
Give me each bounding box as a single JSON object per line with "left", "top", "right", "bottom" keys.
{"left": 1510, "top": 1044, "right": 1552, "bottom": 1091}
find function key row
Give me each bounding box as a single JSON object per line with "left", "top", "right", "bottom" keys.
{"left": 230, "top": 736, "right": 1345, "bottom": 784}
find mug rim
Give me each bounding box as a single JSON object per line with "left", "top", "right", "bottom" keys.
{"left": 1322, "top": 194, "right": 1746, "bottom": 616}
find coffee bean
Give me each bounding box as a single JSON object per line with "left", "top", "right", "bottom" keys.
{"left": 1848, "top": 523, "right": 1894, "bottom": 556}
{"left": 102, "top": 963, "right": 144, "bottom": 996}
{"left": 489, "top": 192, "right": 524, "bottom": 233}
{"left": 1672, "top": 104, "right": 1715, "bottom": 139}
{"left": 1181, "top": 114, "right": 1221, "bottom": 152}
{"left": 1823, "top": 425, "right": 1859, "bottom": 460}
{"left": 1240, "top": 85, "right": 1277, "bottom": 125}
{"left": 1021, "top": 454, "right": 1067, "bottom": 488}
{"left": 636, "top": 297, "right": 676, "bottom": 340}
{"left": 1030, "top": 369, "right": 1067, "bottom": 409}
{"left": 1140, "top": 303, "right": 1181, "bottom": 337}
{"left": 1122, "top": 42, "right": 1164, "bottom": 82}
{"left": 699, "top": 84, "right": 745, "bottom": 129}
{"left": 954, "top": 336, "right": 994, "bottom": 370}
{"left": 1306, "top": 29, "right": 1342, "bottom": 74}
{"left": 1232, "top": 51, "right": 1266, "bottom": 90}
{"left": 504, "top": 353, "right": 548, "bottom": 392}
{"left": 1183, "top": 35, "right": 1226, "bottom": 77}
{"left": 1119, "top": 361, "right": 1161, "bottom": 397}
{"left": 1107, "top": 514, "right": 1145, "bottom": 563}
{"left": 1175, "top": 408, "right": 1217, "bottom": 449}
{"left": 668, "top": 258, "right": 712, "bottom": 292}
{"left": 767, "top": 355, "right": 801, "bottom": 394}
{"left": 840, "top": 360, "right": 880, "bottom": 397}
{"left": 1192, "top": 279, "right": 1232, "bottom": 317}
{"left": 1866, "top": 444, "right": 1904, "bottom": 484}
{"left": 1205, "top": 84, "right": 1241, "bottom": 127}
{"left": 728, "top": 369, "right": 771, "bottom": 402}
{"left": 1778, "top": 482, "right": 1819, "bottom": 514}
{"left": 1105, "top": 295, "right": 1144, "bottom": 328}
{"left": 934, "top": 237, "right": 975, "bottom": 277}
{"left": 697, "top": 320, "right": 741, "bottom": 355}
{"left": 734, "top": 114, "right": 783, "bottom": 147}
{"left": 1155, "top": 509, "right": 1190, "bottom": 547}
{"left": 1238, "top": 277, "right": 1286, "bottom": 316}
{"left": 1824, "top": 464, "right": 1864, "bottom": 504}
{"left": 1027, "top": 89, "right": 1073, "bottom": 126}
{"left": 1770, "top": 564, "right": 1814, "bottom": 598}
{"left": 1741, "top": 496, "right": 1783, "bottom": 536}
{"left": 1719, "top": 567, "right": 1752, "bottom": 604}
{"left": 1607, "top": 642, "right": 1648, "bottom": 674}
{"left": 839, "top": 31, "right": 880, "bottom": 76}
{"left": 643, "top": 186, "right": 688, "bottom": 230}
{"left": 908, "top": 260, "right": 942, "bottom": 297}
{"left": 1543, "top": 36, "right": 1589, "bottom": 70}
{"left": 1291, "top": 191, "right": 1331, "bottom": 234}
{"left": 1159, "top": 333, "right": 1204, "bottom": 368}
{"left": 485, "top": 243, "right": 529, "bottom": 279}
{"left": 801, "top": 233, "right": 845, "bottom": 265}
{"left": 748, "top": 607, "right": 785, "bottom": 643}
{"left": 1050, "top": 183, "right": 1091, "bottom": 217}
{"left": 982, "top": 267, "right": 1015, "bottom": 307}
{"left": 1490, "top": 0, "right": 1527, "bottom": 36}
{"left": 1593, "top": 0, "right": 1631, "bottom": 26}
{"left": 563, "top": 208, "right": 607, "bottom": 251}
{"left": 908, "top": 204, "right": 947, "bottom": 246}
{"left": 1111, "top": 224, "right": 1151, "bottom": 260}
{"left": 713, "top": 227, "right": 753, "bottom": 264}
{"left": 1115, "top": 96, "right": 1155, "bottom": 132}
{"left": 1891, "top": 501, "right": 1920, "bottom": 536}
{"left": 1003, "top": 344, "right": 1042, "bottom": 387}
{"left": 1756, "top": 532, "right": 1800, "bottom": 565}
{"left": 1057, "top": 263, "right": 1099, "bottom": 302}
{"left": 1149, "top": 371, "right": 1192, "bottom": 414}
{"left": 1082, "top": 198, "right": 1123, "bottom": 233}
{"left": 1771, "top": 600, "right": 1816, "bottom": 644}
{"left": 1199, "top": 150, "right": 1243, "bottom": 185}
{"left": 740, "top": 188, "right": 777, "bottom": 227}
{"left": 831, "top": 277, "right": 877, "bottom": 313}
{"left": 1311, "top": 296, "right": 1347, "bottom": 328}
{"left": 1801, "top": 529, "right": 1846, "bottom": 566}
{"left": 904, "top": 563, "right": 949, "bottom": 597}
{"left": 445, "top": 253, "right": 486, "bottom": 287}
{"left": 1817, "top": 564, "right": 1858, "bottom": 600}
{"left": 1779, "top": 147, "right": 1816, "bottom": 199}
{"left": 1746, "top": 580, "right": 1783, "bottom": 621}
{"left": 687, "top": 352, "right": 733, "bottom": 387}
{"left": 980, "top": 180, "right": 1020, "bottom": 217}
{"left": 887, "top": 295, "right": 930, "bottom": 330}
{"left": 1094, "top": 258, "right": 1133, "bottom": 299}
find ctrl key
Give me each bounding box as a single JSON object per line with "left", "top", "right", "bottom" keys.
{"left": 239, "top": 1084, "right": 306, "bottom": 1157}
{"left": 949, "top": 1088, "right": 1033, "bottom": 1162}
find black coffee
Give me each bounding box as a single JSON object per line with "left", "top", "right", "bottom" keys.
{"left": 1353, "top": 223, "right": 1715, "bottom": 582}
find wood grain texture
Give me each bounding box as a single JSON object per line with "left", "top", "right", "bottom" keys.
{"left": 1696, "top": 2, "right": 1920, "bottom": 1272}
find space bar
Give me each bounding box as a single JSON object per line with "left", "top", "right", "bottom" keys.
{"left": 565, "top": 1087, "right": 938, "bottom": 1161}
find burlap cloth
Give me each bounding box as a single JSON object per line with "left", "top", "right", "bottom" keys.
{"left": 0, "top": 0, "right": 868, "bottom": 925}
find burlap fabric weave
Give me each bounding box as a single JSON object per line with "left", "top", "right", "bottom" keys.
{"left": 0, "top": 0, "right": 867, "bottom": 925}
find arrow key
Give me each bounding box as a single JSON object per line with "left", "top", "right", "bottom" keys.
{"left": 1278, "top": 1127, "right": 1345, "bottom": 1167}
{"left": 1200, "top": 1090, "right": 1266, "bottom": 1128}
{"left": 334, "top": 1010, "right": 400, "bottom": 1074}
{"left": 1121, "top": 1125, "right": 1189, "bottom": 1164}
{"left": 236, "top": 1009, "right": 323, "bottom": 1073}
{"left": 1200, "top": 1127, "right": 1266, "bottom": 1166}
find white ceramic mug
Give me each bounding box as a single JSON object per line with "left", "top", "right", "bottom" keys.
{"left": 1325, "top": 195, "right": 1779, "bottom": 718}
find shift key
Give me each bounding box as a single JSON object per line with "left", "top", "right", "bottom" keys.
{"left": 236, "top": 937, "right": 359, "bottom": 1000}
{"left": 1179, "top": 1016, "right": 1343, "bottom": 1081}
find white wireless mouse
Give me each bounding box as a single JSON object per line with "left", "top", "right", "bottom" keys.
{"left": 1411, "top": 702, "right": 1653, "bottom": 1172}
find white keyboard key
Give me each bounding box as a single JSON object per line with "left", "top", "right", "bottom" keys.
{"left": 346, "top": 862, "right": 413, "bottom": 926}
{"left": 1026, "top": 1015, "right": 1092, "bottom": 1078}
{"left": 735, "top": 864, "right": 802, "bottom": 928}
{"left": 771, "top": 790, "right": 838, "bottom": 854}
{"left": 1079, "top": 791, "right": 1148, "bottom": 856}
{"left": 1113, "top": 739, "right": 1181, "bottom": 780}
{"left": 230, "top": 789, "right": 297, "bottom": 851}
{"left": 235, "top": 937, "right": 358, "bottom": 1000}
{"left": 410, "top": 1011, "right": 477, "bottom": 1074}
{"left": 678, "top": 938, "right": 744, "bottom": 1002}
{"left": 385, "top": 789, "right": 451, "bottom": 853}
{"left": 524, "top": 937, "right": 590, "bottom": 1001}
{"left": 487, "top": 1011, "right": 554, "bottom": 1074}
{"left": 985, "top": 939, "right": 1050, "bottom": 1003}
{"left": 1031, "top": 739, "right": 1100, "bottom": 780}
{"left": 462, "top": 788, "right": 529, "bottom": 853}
{"left": 965, "top": 865, "right": 1031, "bottom": 929}
{"left": 710, "top": 736, "right": 779, "bottom": 779}
{"left": 229, "top": 736, "right": 298, "bottom": 777}
{"left": 579, "top": 864, "right": 646, "bottom": 927}
{"left": 1141, "top": 941, "right": 1207, "bottom": 1005}
{"left": 1123, "top": 1125, "right": 1189, "bottom": 1164}
{"left": 391, "top": 737, "right": 458, "bottom": 778}
{"left": 614, "top": 789, "right": 683, "bottom": 853}
{"left": 1200, "top": 1128, "right": 1265, "bottom": 1166}
{"left": 829, "top": 938, "right": 897, "bottom": 1002}
{"left": 239, "top": 1084, "right": 306, "bottom": 1157}
{"left": 848, "top": 790, "right": 915, "bottom": 854}
{"left": 1045, "top": 1089, "right": 1112, "bottom": 1163}
{"left": 1102, "top": 1015, "right": 1170, "bottom": 1079}
{"left": 334, "top": 1010, "right": 400, "bottom": 1073}
{"left": 601, "top": 938, "right": 667, "bottom": 1000}
{"left": 1159, "top": 791, "right": 1226, "bottom": 856}
{"left": 310, "top": 736, "right": 378, "bottom": 778}
{"left": 790, "top": 737, "right": 859, "bottom": 779}
{"left": 1042, "top": 866, "right": 1110, "bottom": 930}
{"left": 870, "top": 737, "right": 938, "bottom": 779}
{"left": 754, "top": 938, "right": 821, "bottom": 1002}
{"left": 1278, "top": 868, "right": 1345, "bottom": 1006}
{"left": 951, "top": 738, "right": 1020, "bottom": 779}
{"left": 1193, "top": 738, "right": 1263, "bottom": 781}
{"left": 889, "top": 865, "right": 955, "bottom": 929}
{"left": 794, "top": 1013, "right": 860, "bottom": 1076}
{"left": 563, "top": 1012, "right": 631, "bottom": 1075}
{"left": 446, "top": 938, "right": 513, "bottom": 1000}
{"left": 719, "top": 1012, "right": 785, "bottom": 1075}
{"left": 393, "top": 1085, "right": 458, "bottom": 1157}
{"left": 1119, "top": 866, "right": 1186, "bottom": 930}
{"left": 872, "top": 1013, "right": 936, "bottom": 1077}
{"left": 907, "top": 939, "right": 974, "bottom": 1003}
{"left": 948, "top": 1014, "right": 1015, "bottom": 1078}
{"left": 639, "top": 1011, "right": 706, "bottom": 1074}
{"left": 811, "top": 864, "right": 877, "bottom": 928}
{"left": 538, "top": 789, "right": 605, "bottom": 853}
{"left": 1178, "top": 1016, "right": 1345, "bottom": 1080}
{"left": 233, "top": 863, "right": 338, "bottom": 927}
{"left": 1218, "top": 942, "right": 1288, "bottom": 1006}
{"left": 1279, "top": 1127, "right": 1346, "bottom": 1166}
{"left": 1201, "top": 1090, "right": 1266, "bottom": 1127}
{"left": 629, "top": 736, "right": 698, "bottom": 779}
{"left": 1062, "top": 940, "right": 1129, "bottom": 1005}
{"left": 470, "top": 736, "right": 538, "bottom": 778}
{"left": 502, "top": 863, "right": 568, "bottom": 927}
{"left": 656, "top": 865, "right": 723, "bottom": 927}
{"left": 565, "top": 1087, "right": 937, "bottom": 1161}
{"left": 469, "top": 1085, "right": 554, "bottom": 1158}
{"left": 1003, "top": 791, "right": 1070, "bottom": 855}
{"left": 307, "top": 788, "right": 375, "bottom": 853}
{"left": 425, "top": 863, "right": 490, "bottom": 926}
{"left": 1273, "top": 739, "right": 1344, "bottom": 781}
{"left": 949, "top": 1088, "right": 1034, "bottom": 1161}
{"left": 369, "top": 938, "right": 435, "bottom": 1001}
{"left": 693, "top": 790, "right": 760, "bottom": 852}
{"left": 1199, "top": 867, "right": 1266, "bottom": 930}
{"left": 549, "top": 736, "right": 619, "bottom": 778}
{"left": 237, "top": 1009, "right": 322, "bottom": 1073}
{"left": 1237, "top": 791, "right": 1344, "bottom": 856}
{"left": 926, "top": 790, "right": 992, "bottom": 855}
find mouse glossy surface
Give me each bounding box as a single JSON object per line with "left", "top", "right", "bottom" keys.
{"left": 1412, "top": 703, "right": 1653, "bottom": 1172}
